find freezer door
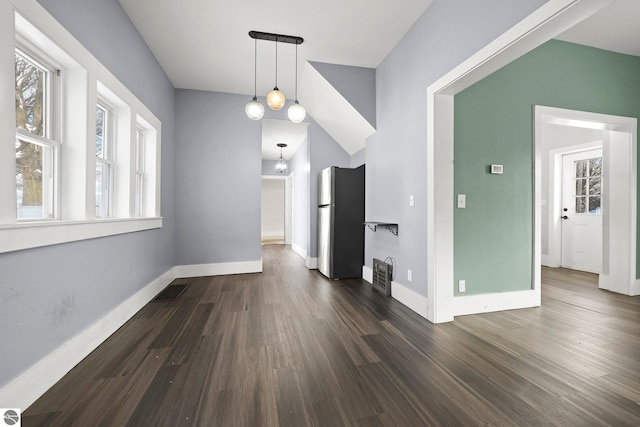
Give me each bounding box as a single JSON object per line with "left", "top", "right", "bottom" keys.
{"left": 318, "top": 167, "right": 334, "bottom": 206}
{"left": 317, "top": 205, "right": 333, "bottom": 278}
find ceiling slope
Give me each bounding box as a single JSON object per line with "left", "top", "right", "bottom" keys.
{"left": 300, "top": 62, "right": 376, "bottom": 155}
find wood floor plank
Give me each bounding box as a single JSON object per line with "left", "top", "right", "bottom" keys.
{"left": 22, "top": 253, "right": 640, "bottom": 426}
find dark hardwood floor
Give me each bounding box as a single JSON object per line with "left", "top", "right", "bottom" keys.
{"left": 24, "top": 246, "right": 640, "bottom": 426}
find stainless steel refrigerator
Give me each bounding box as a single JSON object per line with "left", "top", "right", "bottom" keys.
{"left": 317, "top": 165, "right": 365, "bottom": 279}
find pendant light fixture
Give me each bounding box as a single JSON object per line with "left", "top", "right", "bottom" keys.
{"left": 276, "top": 143, "right": 288, "bottom": 173}
{"left": 245, "top": 37, "right": 265, "bottom": 120}
{"left": 266, "top": 40, "right": 286, "bottom": 110}
{"left": 247, "top": 31, "right": 304, "bottom": 122}
{"left": 287, "top": 41, "right": 306, "bottom": 123}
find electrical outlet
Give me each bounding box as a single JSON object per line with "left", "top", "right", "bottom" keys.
{"left": 408, "top": 269, "right": 412, "bottom": 282}
{"left": 458, "top": 279, "right": 466, "bottom": 293}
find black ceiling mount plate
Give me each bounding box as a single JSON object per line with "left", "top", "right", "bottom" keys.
{"left": 249, "top": 31, "right": 303, "bottom": 45}
{"left": 277, "top": 143, "right": 288, "bottom": 148}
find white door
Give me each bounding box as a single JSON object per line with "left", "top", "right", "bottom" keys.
{"left": 561, "top": 149, "right": 603, "bottom": 273}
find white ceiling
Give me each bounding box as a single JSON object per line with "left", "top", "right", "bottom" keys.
{"left": 118, "top": 0, "right": 640, "bottom": 159}
{"left": 118, "top": 0, "right": 432, "bottom": 160}
{"left": 261, "top": 119, "right": 308, "bottom": 160}
{"left": 555, "top": 0, "right": 640, "bottom": 57}
{"left": 118, "top": 0, "right": 432, "bottom": 97}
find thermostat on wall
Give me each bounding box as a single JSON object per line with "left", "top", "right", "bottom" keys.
{"left": 490, "top": 164, "right": 504, "bottom": 174}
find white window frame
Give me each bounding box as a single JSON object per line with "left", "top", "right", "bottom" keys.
{"left": 0, "top": 2, "right": 162, "bottom": 254}
{"left": 14, "top": 46, "right": 60, "bottom": 221}
{"left": 134, "top": 126, "right": 145, "bottom": 217}
{"left": 573, "top": 156, "right": 602, "bottom": 215}
{"left": 95, "top": 100, "right": 115, "bottom": 218}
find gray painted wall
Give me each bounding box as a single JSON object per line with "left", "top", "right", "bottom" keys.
{"left": 0, "top": 0, "right": 176, "bottom": 389}
{"left": 350, "top": 147, "right": 366, "bottom": 168}
{"left": 175, "top": 90, "right": 262, "bottom": 265}
{"left": 310, "top": 61, "right": 376, "bottom": 128}
{"left": 366, "top": 0, "right": 548, "bottom": 295}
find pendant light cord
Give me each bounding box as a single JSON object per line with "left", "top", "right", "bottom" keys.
{"left": 275, "top": 41, "right": 278, "bottom": 88}
{"left": 253, "top": 38, "right": 257, "bottom": 97}
{"left": 295, "top": 43, "right": 298, "bottom": 101}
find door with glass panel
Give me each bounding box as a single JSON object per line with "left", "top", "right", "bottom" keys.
{"left": 561, "top": 149, "right": 603, "bottom": 273}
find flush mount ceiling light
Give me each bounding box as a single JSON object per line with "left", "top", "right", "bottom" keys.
{"left": 246, "top": 31, "right": 305, "bottom": 123}
{"left": 276, "top": 143, "right": 288, "bottom": 173}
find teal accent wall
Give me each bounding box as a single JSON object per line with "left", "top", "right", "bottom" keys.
{"left": 454, "top": 40, "right": 640, "bottom": 295}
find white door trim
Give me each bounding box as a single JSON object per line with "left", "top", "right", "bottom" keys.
{"left": 426, "top": 0, "right": 613, "bottom": 323}
{"left": 535, "top": 106, "right": 637, "bottom": 295}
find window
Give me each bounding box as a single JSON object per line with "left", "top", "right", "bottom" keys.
{"left": 1, "top": 9, "right": 162, "bottom": 254}
{"left": 574, "top": 157, "right": 602, "bottom": 214}
{"left": 15, "top": 48, "right": 58, "bottom": 220}
{"left": 135, "top": 127, "right": 144, "bottom": 217}
{"left": 95, "top": 102, "right": 114, "bottom": 217}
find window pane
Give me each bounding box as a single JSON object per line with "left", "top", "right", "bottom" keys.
{"left": 96, "top": 162, "right": 110, "bottom": 217}
{"left": 15, "top": 52, "right": 46, "bottom": 137}
{"left": 96, "top": 105, "right": 106, "bottom": 158}
{"left": 16, "top": 138, "right": 52, "bottom": 219}
{"left": 589, "top": 157, "right": 602, "bottom": 177}
{"left": 575, "top": 160, "right": 588, "bottom": 178}
{"left": 589, "top": 177, "right": 601, "bottom": 196}
{"left": 589, "top": 196, "right": 601, "bottom": 214}
{"left": 575, "top": 178, "right": 587, "bottom": 196}
{"left": 575, "top": 197, "right": 586, "bottom": 214}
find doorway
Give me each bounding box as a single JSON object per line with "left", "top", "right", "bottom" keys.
{"left": 261, "top": 176, "right": 292, "bottom": 245}
{"left": 536, "top": 106, "right": 637, "bottom": 295}
{"left": 560, "top": 148, "right": 602, "bottom": 273}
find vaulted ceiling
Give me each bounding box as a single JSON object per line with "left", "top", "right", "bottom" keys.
{"left": 119, "top": 0, "right": 640, "bottom": 159}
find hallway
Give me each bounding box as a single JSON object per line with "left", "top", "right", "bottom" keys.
{"left": 24, "top": 246, "right": 640, "bottom": 426}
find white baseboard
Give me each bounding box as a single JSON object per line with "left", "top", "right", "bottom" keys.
{"left": 174, "top": 260, "right": 262, "bottom": 278}
{"left": 599, "top": 274, "right": 640, "bottom": 296}
{"left": 261, "top": 232, "right": 284, "bottom": 238}
{"left": 0, "top": 267, "right": 175, "bottom": 410}
{"left": 291, "top": 243, "right": 307, "bottom": 260}
{"left": 390, "top": 281, "right": 429, "bottom": 320}
{"left": 454, "top": 290, "right": 540, "bottom": 317}
{"left": 362, "top": 265, "right": 372, "bottom": 283}
{"left": 363, "top": 265, "right": 428, "bottom": 319}
{"left": 541, "top": 254, "right": 549, "bottom": 266}
{"left": 305, "top": 257, "right": 318, "bottom": 270}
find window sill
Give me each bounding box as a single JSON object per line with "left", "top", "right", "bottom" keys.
{"left": 0, "top": 217, "right": 162, "bottom": 253}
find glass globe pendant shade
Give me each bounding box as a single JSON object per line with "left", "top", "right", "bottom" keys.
{"left": 288, "top": 101, "right": 306, "bottom": 123}
{"left": 245, "top": 97, "right": 265, "bottom": 120}
{"left": 266, "top": 88, "right": 286, "bottom": 111}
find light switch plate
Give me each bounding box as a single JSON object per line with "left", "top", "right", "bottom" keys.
{"left": 409, "top": 195, "right": 414, "bottom": 207}
{"left": 457, "top": 194, "right": 466, "bottom": 208}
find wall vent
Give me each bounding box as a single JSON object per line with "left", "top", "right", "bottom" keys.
{"left": 372, "top": 258, "right": 392, "bottom": 296}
